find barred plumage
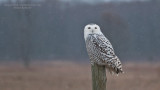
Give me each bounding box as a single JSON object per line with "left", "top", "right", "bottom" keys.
{"left": 84, "top": 24, "right": 123, "bottom": 74}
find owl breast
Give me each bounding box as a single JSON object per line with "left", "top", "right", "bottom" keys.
{"left": 85, "top": 34, "right": 102, "bottom": 65}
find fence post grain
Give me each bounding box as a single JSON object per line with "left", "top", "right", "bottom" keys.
{"left": 91, "top": 63, "right": 107, "bottom": 90}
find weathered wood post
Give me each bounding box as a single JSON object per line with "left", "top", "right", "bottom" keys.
{"left": 91, "top": 63, "right": 107, "bottom": 90}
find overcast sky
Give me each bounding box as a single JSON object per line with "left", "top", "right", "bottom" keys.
{"left": 60, "top": 0, "right": 150, "bottom": 3}
{"left": 0, "top": 0, "right": 150, "bottom": 3}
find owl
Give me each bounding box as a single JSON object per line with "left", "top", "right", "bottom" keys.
{"left": 84, "top": 23, "right": 123, "bottom": 74}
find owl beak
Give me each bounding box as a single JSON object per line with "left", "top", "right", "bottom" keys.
{"left": 91, "top": 30, "right": 94, "bottom": 33}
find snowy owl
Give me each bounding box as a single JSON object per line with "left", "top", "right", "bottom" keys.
{"left": 84, "top": 23, "right": 123, "bottom": 74}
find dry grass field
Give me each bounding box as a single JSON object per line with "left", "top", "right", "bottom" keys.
{"left": 0, "top": 61, "right": 160, "bottom": 90}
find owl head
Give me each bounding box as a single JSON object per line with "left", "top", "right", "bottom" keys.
{"left": 84, "top": 23, "right": 102, "bottom": 40}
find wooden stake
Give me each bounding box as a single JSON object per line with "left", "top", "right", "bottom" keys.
{"left": 91, "top": 63, "right": 107, "bottom": 90}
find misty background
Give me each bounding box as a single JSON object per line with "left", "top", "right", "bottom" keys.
{"left": 0, "top": 0, "right": 160, "bottom": 67}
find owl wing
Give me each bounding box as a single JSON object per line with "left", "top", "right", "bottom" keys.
{"left": 92, "top": 34, "right": 123, "bottom": 74}
{"left": 92, "top": 34, "right": 115, "bottom": 58}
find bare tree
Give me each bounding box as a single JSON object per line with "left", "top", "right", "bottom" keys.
{"left": 16, "top": 0, "right": 32, "bottom": 68}
{"left": 101, "top": 12, "right": 130, "bottom": 58}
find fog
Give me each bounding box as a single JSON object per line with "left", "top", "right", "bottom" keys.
{"left": 0, "top": 0, "right": 160, "bottom": 66}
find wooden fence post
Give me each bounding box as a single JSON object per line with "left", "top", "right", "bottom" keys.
{"left": 91, "top": 63, "right": 107, "bottom": 90}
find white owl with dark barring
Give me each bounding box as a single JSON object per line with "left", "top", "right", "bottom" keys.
{"left": 84, "top": 23, "right": 123, "bottom": 74}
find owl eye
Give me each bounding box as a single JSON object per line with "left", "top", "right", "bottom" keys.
{"left": 95, "top": 27, "right": 97, "bottom": 29}
{"left": 88, "top": 27, "right": 91, "bottom": 29}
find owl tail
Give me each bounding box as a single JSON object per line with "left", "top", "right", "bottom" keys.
{"left": 106, "top": 66, "right": 123, "bottom": 75}
{"left": 106, "top": 66, "right": 114, "bottom": 75}
{"left": 115, "top": 67, "right": 123, "bottom": 74}
{"left": 105, "top": 57, "right": 123, "bottom": 75}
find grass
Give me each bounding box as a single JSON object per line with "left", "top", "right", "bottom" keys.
{"left": 0, "top": 61, "right": 160, "bottom": 90}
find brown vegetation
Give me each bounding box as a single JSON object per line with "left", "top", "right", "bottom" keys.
{"left": 0, "top": 61, "right": 160, "bottom": 90}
